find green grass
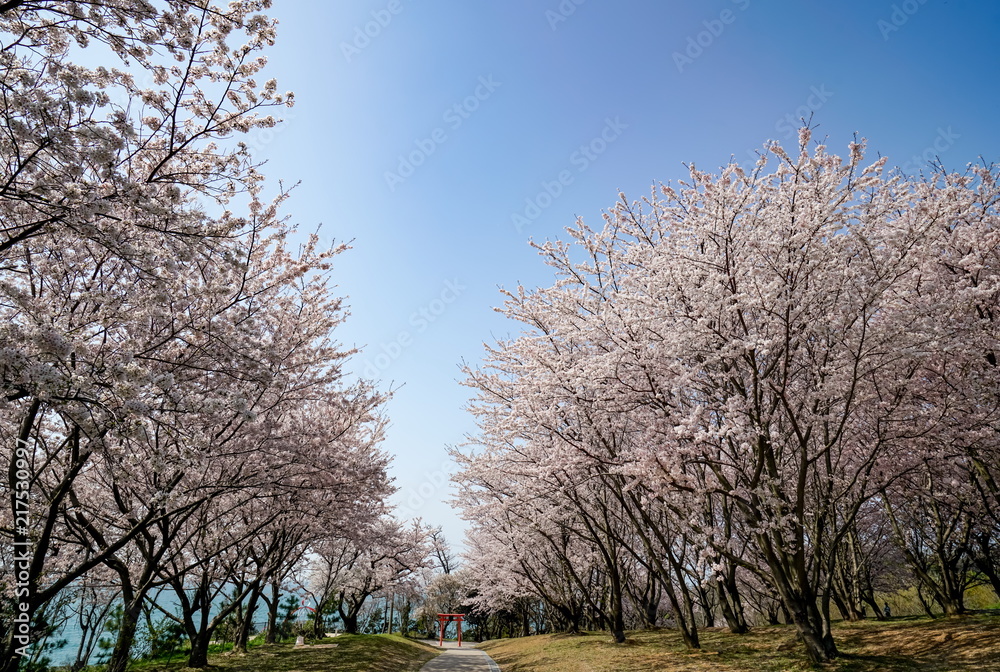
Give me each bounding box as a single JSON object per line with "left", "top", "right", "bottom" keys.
{"left": 132, "top": 634, "right": 440, "bottom": 672}
{"left": 877, "top": 584, "right": 1000, "bottom": 618}
{"left": 480, "top": 613, "right": 1000, "bottom": 671}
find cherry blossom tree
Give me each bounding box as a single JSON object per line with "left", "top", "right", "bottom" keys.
{"left": 429, "top": 527, "right": 456, "bottom": 575}
{"left": 308, "top": 518, "right": 430, "bottom": 635}
{"left": 0, "top": 3, "right": 404, "bottom": 669}
{"left": 1, "top": 0, "right": 291, "bottom": 664}
{"left": 417, "top": 570, "right": 467, "bottom": 633}
{"left": 461, "top": 509, "right": 602, "bottom": 637}
{"left": 457, "top": 133, "right": 1000, "bottom": 663}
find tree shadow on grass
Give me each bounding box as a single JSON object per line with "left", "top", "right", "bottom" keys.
{"left": 140, "top": 635, "right": 438, "bottom": 672}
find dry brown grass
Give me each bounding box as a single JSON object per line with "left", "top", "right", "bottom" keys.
{"left": 479, "top": 613, "right": 1000, "bottom": 671}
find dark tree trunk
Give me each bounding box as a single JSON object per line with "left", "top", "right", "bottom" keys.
{"left": 184, "top": 586, "right": 215, "bottom": 669}
{"left": 829, "top": 583, "right": 853, "bottom": 622}
{"left": 233, "top": 585, "right": 261, "bottom": 652}
{"left": 104, "top": 554, "right": 162, "bottom": 672}
{"left": 105, "top": 594, "right": 144, "bottom": 672}
{"left": 608, "top": 568, "right": 626, "bottom": 643}
{"left": 265, "top": 581, "right": 280, "bottom": 644}
{"left": 761, "top": 540, "right": 837, "bottom": 663}
{"left": 643, "top": 597, "right": 659, "bottom": 629}
{"left": 779, "top": 599, "right": 793, "bottom": 625}
{"left": 861, "top": 590, "right": 885, "bottom": 621}
{"left": 782, "top": 591, "right": 838, "bottom": 663}
{"left": 665, "top": 547, "right": 701, "bottom": 650}
{"left": 187, "top": 630, "right": 211, "bottom": 669}
{"left": 399, "top": 599, "right": 412, "bottom": 636}
{"left": 696, "top": 582, "right": 715, "bottom": 628}
{"left": 916, "top": 583, "right": 936, "bottom": 618}
{"left": 716, "top": 579, "right": 748, "bottom": 634}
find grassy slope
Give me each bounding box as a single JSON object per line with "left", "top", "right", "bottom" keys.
{"left": 137, "top": 634, "right": 440, "bottom": 672}
{"left": 480, "top": 614, "right": 1000, "bottom": 672}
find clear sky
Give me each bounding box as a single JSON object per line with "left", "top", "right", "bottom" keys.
{"left": 253, "top": 0, "right": 1000, "bottom": 550}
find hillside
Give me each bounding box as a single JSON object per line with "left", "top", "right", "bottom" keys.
{"left": 479, "top": 614, "right": 1000, "bottom": 672}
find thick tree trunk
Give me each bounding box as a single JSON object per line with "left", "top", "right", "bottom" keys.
{"left": 761, "top": 543, "right": 837, "bottom": 662}
{"left": 790, "top": 592, "right": 837, "bottom": 663}
{"left": 265, "top": 582, "right": 280, "bottom": 644}
{"left": 829, "top": 583, "right": 853, "bottom": 622}
{"left": 726, "top": 573, "right": 749, "bottom": 632}
{"left": 862, "top": 591, "right": 885, "bottom": 620}
{"left": 177, "top": 581, "right": 215, "bottom": 669}
{"left": 934, "top": 591, "right": 965, "bottom": 616}
{"left": 716, "top": 579, "right": 748, "bottom": 634}
{"left": 607, "top": 568, "right": 626, "bottom": 643}
{"left": 835, "top": 530, "right": 867, "bottom": 622}
{"left": 233, "top": 586, "right": 261, "bottom": 652}
{"left": 643, "top": 597, "right": 659, "bottom": 629}
{"left": 105, "top": 595, "right": 144, "bottom": 672}
{"left": 102, "top": 555, "right": 161, "bottom": 672}
{"left": 664, "top": 546, "right": 701, "bottom": 649}
{"left": 187, "top": 631, "right": 211, "bottom": 669}
{"left": 820, "top": 581, "right": 836, "bottom": 647}
{"left": 786, "top": 597, "right": 838, "bottom": 663}
{"left": 174, "top": 574, "right": 251, "bottom": 669}
{"left": 399, "top": 599, "right": 412, "bottom": 636}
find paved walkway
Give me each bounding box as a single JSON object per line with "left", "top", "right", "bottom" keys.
{"left": 418, "top": 641, "right": 501, "bottom": 671}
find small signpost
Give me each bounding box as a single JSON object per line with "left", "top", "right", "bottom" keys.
{"left": 436, "top": 613, "right": 465, "bottom": 647}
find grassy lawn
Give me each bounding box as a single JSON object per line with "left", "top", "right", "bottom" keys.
{"left": 135, "top": 634, "right": 440, "bottom": 672}
{"left": 479, "top": 613, "right": 1000, "bottom": 671}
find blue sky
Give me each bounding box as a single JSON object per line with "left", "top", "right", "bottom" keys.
{"left": 254, "top": 0, "right": 1000, "bottom": 550}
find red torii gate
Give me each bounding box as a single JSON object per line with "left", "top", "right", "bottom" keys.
{"left": 436, "top": 613, "right": 465, "bottom": 647}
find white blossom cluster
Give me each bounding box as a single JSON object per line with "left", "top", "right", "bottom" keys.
{"left": 455, "top": 135, "right": 1000, "bottom": 662}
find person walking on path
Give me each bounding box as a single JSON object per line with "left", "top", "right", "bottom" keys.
{"left": 419, "top": 641, "right": 500, "bottom": 671}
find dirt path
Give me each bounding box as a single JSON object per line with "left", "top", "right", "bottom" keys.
{"left": 418, "top": 641, "right": 501, "bottom": 671}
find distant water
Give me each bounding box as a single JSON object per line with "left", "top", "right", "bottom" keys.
{"left": 39, "top": 590, "right": 280, "bottom": 667}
